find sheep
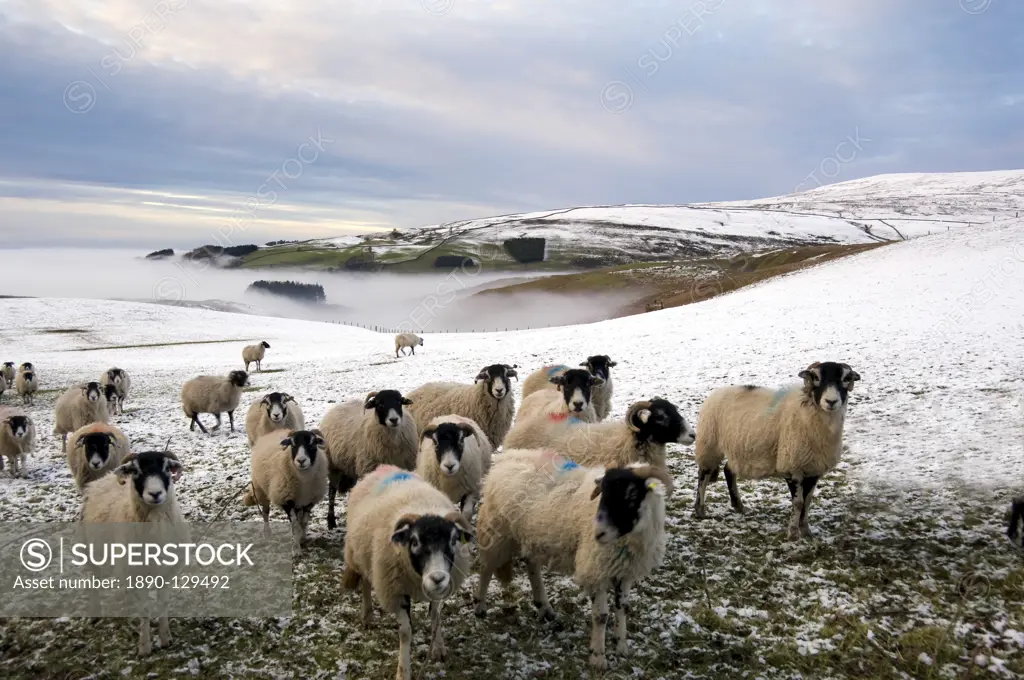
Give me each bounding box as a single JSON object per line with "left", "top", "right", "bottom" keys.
{"left": 473, "top": 449, "right": 671, "bottom": 670}
{"left": 406, "top": 364, "right": 518, "bottom": 449}
{"left": 242, "top": 341, "right": 271, "bottom": 372}
{"left": 100, "top": 367, "right": 131, "bottom": 414}
{"left": 415, "top": 414, "right": 493, "bottom": 520}
{"left": 103, "top": 383, "right": 121, "bottom": 414}
{"left": 2, "top": 361, "right": 14, "bottom": 385}
{"left": 341, "top": 465, "right": 474, "bottom": 680}
{"left": 53, "top": 382, "right": 110, "bottom": 452}
{"left": 243, "top": 429, "right": 328, "bottom": 551}
{"left": 180, "top": 370, "right": 249, "bottom": 434}
{"left": 0, "top": 373, "right": 7, "bottom": 402}
{"left": 19, "top": 362, "right": 34, "bottom": 376}
{"left": 521, "top": 356, "right": 617, "bottom": 421}
{"left": 318, "top": 389, "right": 419, "bottom": 530}
{"left": 15, "top": 370, "right": 37, "bottom": 406}
{"left": 0, "top": 410, "right": 36, "bottom": 477}
{"left": 80, "top": 450, "right": 185, "bottom": 655}
{"left": 1010, "top": 497, "right": 1024, "bottom": 549}
{"left": 505, "top": 398, "right": 695, "bottom": 470}
{"left": 394, "top": 332, "right": 424, "bottom": 358}
{"left": 692, "top": 361, "right": 861, "bottom": 540}
{"left": 508, "top": 368, "right": 603, "bottom": 437}
{"left": 244, "top": 391, "right": 305, "bottom": 446}
{"left": 66, "top": 421, "right": 131, "bottom": 490}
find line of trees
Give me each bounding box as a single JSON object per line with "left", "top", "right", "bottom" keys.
{"left": 247, "top": 280, "right": 327, "bottom": 304}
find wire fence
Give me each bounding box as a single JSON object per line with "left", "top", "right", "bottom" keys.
{"left": 327, "top": 320, "right": 547, "bottom": 334}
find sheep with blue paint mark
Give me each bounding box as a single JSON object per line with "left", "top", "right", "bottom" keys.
{"left": 341, "top": 465, "right": 473, "bottom": 680}
{"left": 473, "top": 449, "right": 672, "bottom": 670}
{"left": 692, "top": 361, "right": 861, "bottom": 540}
{"left": 513, "top": 368, "right": 602, "bottom": 427}
{"left": 521, "top": 356, "right": 617, "bottom": 420}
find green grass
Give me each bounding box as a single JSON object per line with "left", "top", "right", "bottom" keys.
{"left": 66, "top": 339, "right": 248, "bottom": 352}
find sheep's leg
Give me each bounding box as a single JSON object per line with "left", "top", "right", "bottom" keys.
{"left": 61, "top": 433, "right": 67, "bottom": 453}
{"left": 612, "top": 579, "right": 633, "bottom": 656}
{"left": 157, "top": 616, "right": 171, "bottom": 649}
{"left": 428, "top": 599, "right": 446, "bottom": 661}
{"left": 211, "top": 413, "right": 222, "bottom": 431}
{"left": 138, "top": 617, "right": 152, "bottom": 655}
{"left": 460, "top": 493, "right": 478, "bottom": 522}
{"left": 524, "top": 558, "right": 556, "bottom": 622}
{"left": 798, "top": 476, "right": 819, "bottom": 537}
{"left": 396, "top": 597, "right": 413, "bottom": 680}
{"left": 588, "top": 589, "right": 610, "bottom": 670}
{"left": 723, "top": 464, "right": 744, "bottom": 513}
{"left": 473, "top": 563, "right": 495, "bottom": 618}
{"left": 787, "top": 477, "right": 805, "bottom": 540}
{"left": 327, "top": 472, "right": 340, "bottom": 530}
{"left": 227, "top": 411, "right": 236, "bottom": 432}
{"left": 693, "top": 467, "right": 716, "bottom": 519}
{"left": 360, "top": 577, "right": 373, "bottom": 625}
{"left": 190, "top": 413, "right": 209, "bottom": 434}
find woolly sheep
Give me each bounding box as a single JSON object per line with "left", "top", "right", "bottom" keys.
{"left": 510, "top": 368, "right": 603, "bottom": 431}
{"left": 2, "top": 361, "right": 14, "bottom": 385}
{"left": 243, "top": 429, "right": 328, "bottom": 551}
{"left": 0, "top": 410, "right": 36, "bottom": 477}
{"left": 19, "top": 362, "right": 34, "bottom": 376}
{"left": 54, "top": 382, "right": 110, "bottom": 452}
{"left": 416, "top": 414, "right": 493, "bottom": 520}
{"left": 692, "top": 361, "right": 861, "bottom": 540}
{"left": 522, "top": 356, "right": 617, "bottom": 420}
{"left": 505, "top": 398, "right": 695, "bottom": 469}
{"left": 15, "top": 370, "right": 37, "bottom": 406}
{"left": 244, "top": 391, "right": 305, "bottom": 446}
{"left": 66, "top": 421, "right": 131, "bottom": 490}
{"left": 394, "top": 332, "right": 424, "bottom": 358}
{"left": 80, "top": 450, "right": 185, "bottom": 656}
{"left": 103, "top": 383, "right": 120, "bottom": 414}
{"left": 0, "top": 373, "right": 7, "bottom": 402}
{"left": 100, "top": 367, "right": 131, "bottom": 414}
{"left": 474, "top": 449, "right": 671, "bottom": 670}
{"left": 1010, "top": 497, "right": 1023, "bottom": 549}
{"left": 341, "top": 465, "right": 474, "bottom": 680}
{"left": 318, "top": 389, "right": 419, "bottom": 530}
{"left": 242, "top": 341, "right": 271, "bottom": 372}
{"left": 406, "top": 364, "right": 518, "bottom": 449}
{"left": 180, "top": 370, "right": 249, "bottom": 434}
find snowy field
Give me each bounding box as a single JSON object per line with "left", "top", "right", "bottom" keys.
{"left": 1, "top": 218, "right": 1023, "bottom": 678}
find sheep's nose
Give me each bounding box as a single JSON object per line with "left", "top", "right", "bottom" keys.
{"left": 825, "top": 398, "right": 838, "bottom": 408}
{"left": 146, "top": 492, "right": 165, "bottom": 504}
{"left": 443, "top": 462, "right": 456, "bottom": 473}
{"left": 572, "top": 401, "right": 584, "bottom": 411}
{"left": 428, "top": 572, "right": 449, "bottom": 588}
{"left": 388, "top": 417, "right": 399, "bottom": 426}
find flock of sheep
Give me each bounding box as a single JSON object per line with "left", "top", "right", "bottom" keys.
{"left": 2, "top": 334, "right": 1020, "bottom": 679}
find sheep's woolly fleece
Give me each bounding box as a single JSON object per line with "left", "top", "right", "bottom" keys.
{"left": 0, "top": 220, "right": 1023, "bottom": 678}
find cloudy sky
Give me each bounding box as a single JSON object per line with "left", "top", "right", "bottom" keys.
{"left": 0, "top": 0, "right": 1021, "bottom": 249}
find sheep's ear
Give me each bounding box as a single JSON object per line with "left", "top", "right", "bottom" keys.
{"left": 607, "top": 360, "right": 617, "bottom": 367}
{"left": 401, "top": 397, "right": 413, "bottom": 405}
{"left": 114, "top": 460, "right": 138, "bottom": 484}
{"left": 475, "top": 368, "right": 489, "bottom": 381}
{"left": 458, "top": 424, "right": 475, "bottom": 439}
{"left": 579, "top": 361, "right": 589, "bottom": 368}
{"left": 549, "top": 375, "right": 565, "bottom": 386}
{"left": 589, "top": 376, "right": 605, "bottom": 387}
{"left": 590, "top": 477, "right": 604, "bottom": 500}
{"left": 391, "top": 515, "right": 419, "bottom": 545}
{"left": 280, "top": 437, "right": 294, "bottom": 448}
{"left": 164, "top": 458, "right": 183, "bottom": 482}
{"left": 260, "top": 395, "right": 272, "bottom": 406}
{"left": 363, "top": 394, "right": 377, "bottom": 409}
{"left": 445, "top": 510, "right": 475, "bottom": 543}
{"left": 798, "top": 368, "right": 819, "bottom": 382}
{"left": 636, "top": 409, "right": 651, "bottom": 424}
{"left": 104, "top": 433, "right": 116, "bottom": 445}
{"left": 421, "top": 427, "right": 437, "bottom": 442}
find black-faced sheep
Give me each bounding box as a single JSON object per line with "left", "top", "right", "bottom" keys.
{"left": 2, "top": 361, "right": 14, "bottom": 385}
{"left": 0, "top": 411, "right": 36, "bottom": 477}
{"left": 242, "top": 341, "right": 271, "bottom": 372}
{"left": 180, "top": 370, "right": 249, "bottom": 434}
{"left": 54, "top": 382, "right": 110, "bottom": 452}
{"left": 415, "top": 414, "right": 493, "bottom": 520}
{"left": 507, "top": 368, "right": 603, "bottom": 442}
{"left": 243, "top": 429, "right": 328, "bottom": 551}
{"left": 67, "top": 421, "right": 131, "bottom": 490}
{"left": 100, "top": 368, "right": 131, "bottom": 414}
{"left": 474, "top": 449, "right": 670, "bottom": 670}
{"left": 318, "top": 389, "right": 419, "bottom": 530}
{"left": 341, "top": 465, "right": 474, "bottom": 680}
{"left": 395, "top": 332, "right": 424, "bottom": 358}
{"left": 692, "top": 361, "right": 861, "bottom": 540}
{"left": 406, "top": 364, "right": 518, "bottom": 449}
{"left": 244, "top": 391, "right": 305, "bottom": 446}
{"left": 522, "top": 356, "right": 617, "bottom": 420}
{"left": 15, "top": 370, "right": 37, "bottom": 406}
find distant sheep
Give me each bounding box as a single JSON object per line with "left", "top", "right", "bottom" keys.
{"left": 692, "top": 361, "right": 861, "bottom": 540}
{"left": 100, "top": 368, "right": 131, "bottom": 415}
{"left": 510, "top": 368, "right": 602, "bottom": 430}
{"left": 15, "top": 371, "right": 37, "bottom": 406}
{"left": 103, "top": 384, "right": 120, "bottom": 414}
{"left": 394, "top": 333, "right": 424, "bottom": 358}
{"left": 180, "top": 370, "right": 249, "bottom": 434}
{"left": 318, "top": 389, "right": 419, "bottom": 530}
{"left": 1010, "top": 497, "right": 1023, "bottom": 549}
{"left": 67, "top": 421, "right": 131, "bottom": 490}
{"left": 341, "top": 465, "right": 473, "bottom": 680}
{"left": 243, "top": 429, "right": 328, "bottom": 551}
{"left": 0, "top": 411, "right": 36, "bottom": 477}
{"left": 406, "top": 364, "right": 518, "bottom": 449}
{"left": 0, "top": 373, "right": 7, "bottom": 402}
{"left": 416, "top": 414, "right": 493, "bottom": 520}
{"left": 53, "top": 382, "right": 110, "bottom": 452}
{"left": 244, "top": 391, "right": 305, "bottom": 446}
{"left": 521, "top": 356, "right": 617, "bottom": 420}
{"left": 474, "top": 449, "right": 670, "bottom": 670}
{"left": 242, "top": 341, "right": 271, "bottom": 372}
{"left": 2, "top": 362, "right": 14, "bottom": 385}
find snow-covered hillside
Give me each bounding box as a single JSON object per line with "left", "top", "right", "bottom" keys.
{"left": 2, "top": 219, "right": 1023, "bottom": 678}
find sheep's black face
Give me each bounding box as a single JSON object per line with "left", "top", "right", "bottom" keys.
{"left": 391, "top": 513, "right": 472, "bottom": 599}
{"left": 20, "top": 362, "right": 32, "bottom": 371}
{"left": 475, "top": 364, "right": 518, "bottom": 400}
{"left": 22, "top": 372, "right": 34, "bottom": 383}
{"left": 280, "top": 430, "right": 324, "bottom": 471}
{"left": 107, "top": 368, "right": 124, "bottom": 384}
{"left": 261, "top": 341, "right": 271, "bottom": 349}
{"left": 115, "top": 452, "right": 182, "bottom": 506}
{"left": 6, "top": 416, "right": 29, "bottom": 440}
{"left": 82, "top": 382, "right": 102, "bottom": 402}
{"left": 104, "top": 384, "right": 119, "bottom": 404}
{"left": 631, "top": 398, "right": 695, "bottom": 445}
{"left": 366, "top": 389, "right": 412, "bottom": 428}
{"left": 80, "top": 432, "right": 114, "bottom": 470}
{"left": 423, "top": 422, "right": 474, "bottom": 476}
{"left": 262, "top": 392, "right": 291, "bottom": 422}
{"left": 3, "top": 362, "right": 13, "bottom": 368}
{"left": 551, "top": 368, "right": 603, "bottom": 414}
{"left": 228, "top": 370, "right": 249, "bottom": 387}
{"left": 581, "top": 355, "right": 616, "bottom": 382}
{"left": 592, "top": 468, "right": 662, "bottom": 544}
{"left": 799, "top": 362, "right": 860, "bottom": 412}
